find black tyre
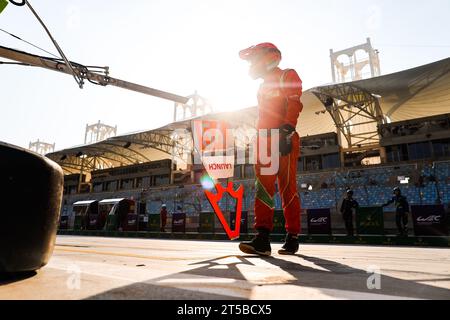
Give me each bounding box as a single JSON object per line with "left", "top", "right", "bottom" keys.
{"left": 0, "top": 141, "right": 63, "bottom": 272}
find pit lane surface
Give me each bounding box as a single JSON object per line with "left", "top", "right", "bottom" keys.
{"left": 1, "top": 236, "right": 449, "bottom": 300}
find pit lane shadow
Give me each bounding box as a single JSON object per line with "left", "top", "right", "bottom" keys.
{"left": 267, "top": 254, "right": 450, "bottom": 299}
{"left": 0, "top": 271, "right": 37, "bottom": 286}
{"left": 86, "top": 254, "right": 450, "bottom": 300}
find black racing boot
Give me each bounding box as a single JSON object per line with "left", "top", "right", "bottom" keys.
{"left": 278, "top": 234, "right": 299, "bottom": 255}
{"left": 239, "top": 228, "right": 271, "bottom": 256}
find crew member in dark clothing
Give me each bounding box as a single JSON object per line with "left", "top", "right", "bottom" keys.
{"left": 382, "top": 187, "right": 410, "bottom": 236}
{"left": 340, "top": 189, "right": 359, "bottom": 236}
{"left": 160, "top": 204, "right": 168, "bottom": 232}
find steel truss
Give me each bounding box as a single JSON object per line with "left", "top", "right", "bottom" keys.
{"left": 47, "top": 127, "right": 195, "bottom": 173}
{"left": 312, "top": 83, "right": 385, "bottom": 150}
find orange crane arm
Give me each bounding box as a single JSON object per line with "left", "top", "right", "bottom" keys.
{"left": 0, "top": 45, "right": 189, "bottom": 104}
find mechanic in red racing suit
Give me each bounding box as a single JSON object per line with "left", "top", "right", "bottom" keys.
{"left": 239, "top": 43, "right": 303, "bottom": 256}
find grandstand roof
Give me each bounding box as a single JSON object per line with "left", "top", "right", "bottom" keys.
{"left": 300, "top": 57, "right": 450, "bottom": 136}
{"left": 47, "top": 57, "right": 450, "bottom": 173}
{"left": 47, "top": 107, "right": 257, "bottom": 174}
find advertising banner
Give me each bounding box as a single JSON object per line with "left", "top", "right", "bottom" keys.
{"left": 148, "top": 214, "right": 160, "bottom": 232}
{"left": 125, "top": 214, "right": 138, "bottom": 231}
{"left": 138, "top": 214, "right": 149, "bottom": 231}
{"left": 172, "top": 213, "right": 186, "bottom": 233}
{"left": 88, "top": 215, "right": 98, "bottom": 230}
{"left": 356, "top": 207, "right": 384, "bottom": 235}
{"left": 411, "top": 205, "right": 448, "bottom": 236}
{"left": 199, "top": 212, "right": 215, "bottom": 233}
{"left": 307, "top": 208, "right": 332, "bottom": 235}
{"left": 59, "top": 215, "right": 69, "bottom": 230}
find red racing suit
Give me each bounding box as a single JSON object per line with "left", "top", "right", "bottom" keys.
{"left": 160, "top": 207, "right": 168, "bottom": 231}
{"left": 254, "top": 67, "right": 303, "bottom": 235}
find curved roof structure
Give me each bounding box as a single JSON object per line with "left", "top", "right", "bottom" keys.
{"left": 47, "top": 57, "right": 450, "bottom": 173}
{"left": 300, "top": 57, "right": 450, "bottom": 137}
{"left": 47, "top": 108, "right": 257, "bottom": 174}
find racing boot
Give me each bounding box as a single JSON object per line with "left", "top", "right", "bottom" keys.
{"left": 239, "top": 228, "right": 271, "bottom": 256}
{"left": 278, "top": 234, "right": 299, "bottom": 255}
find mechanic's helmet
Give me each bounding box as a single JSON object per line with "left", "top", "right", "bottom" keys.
{"left": 239, "top": 43, "right": 282, "bottom": 79}
{"left": 346, "top": 189, "right": 354, "bottom": 196}
{"left": 393, "top": 187, "right": 401, "bottom": 194}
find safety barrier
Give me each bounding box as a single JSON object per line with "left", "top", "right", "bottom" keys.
{"left": 60, "top": 205, "right": 450, "bottom": 237}
{"left": 57, "top": 229, "right": 450, "bottom": 248}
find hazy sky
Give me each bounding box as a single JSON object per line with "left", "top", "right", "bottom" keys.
{"left": 1, "top": 0, "right": 449, "bottom": 150}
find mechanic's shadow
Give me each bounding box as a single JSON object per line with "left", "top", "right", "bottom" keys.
{"left": 86, "top": 253, "right": 450, "bottom": 300}
{"left": 261, "top": 254, "right": 450, "bottom": 299}
{"left": 183, "top": 253, "right": 450, "bottom": 299}
{"left": 184, "top": 255, "right": 261, "bottom": 280}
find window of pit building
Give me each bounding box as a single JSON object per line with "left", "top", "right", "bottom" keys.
{"left": 155, "top": 175, "right": 170, "bottom": 186}
{"left": 305, "top": 156, "right": 322, "bottom": 171}
{"left": 120, "top": 178, "right": 134, "bottom": 190}
{"left": 297, "top": 157, "right": 304, "bottom": 172}
{"left": 386, "top": 145, "right": 408, "bottom": 163}
{"left": 408, "top": 142, "right": 432, "bottom": 161}
{"left": 105, "top": 181, "right": 117, "bottom": 191}
{"left": 135, "top": 177, "right": 151, "bottom": 188}
{"left": 432, "top": 139, "right": 450, "bottom": 158}
{"left": 68, "top": 185, "right": 77, "bottom": 195}
{"left": 322, "top": 153, "right": 340, "bottom": 169}
{"left": 93, "top": 182, "right": 103, "bottom": 193}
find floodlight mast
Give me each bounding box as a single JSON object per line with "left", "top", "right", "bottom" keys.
{"left": 0, "top": 45, "right": 189, "bottom": 104}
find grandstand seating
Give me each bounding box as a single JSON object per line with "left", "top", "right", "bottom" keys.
{"left": 62, "top": 161, "right": 450, "bottom": 232}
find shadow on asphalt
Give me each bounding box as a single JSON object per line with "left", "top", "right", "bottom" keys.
{"left": 86, "top": 254, "right": 450, "bottom": 300}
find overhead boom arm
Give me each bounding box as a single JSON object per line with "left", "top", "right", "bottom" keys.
{"left": 0, "top": 45, "right": 189, "bottom": 104}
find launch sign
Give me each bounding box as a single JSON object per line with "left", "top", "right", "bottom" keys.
{"left": 192, "top": 119, "right": 234, "bottom": 179}
{"left": 202, "top": 155, "right": 235, "bottom": 179}
{"left": 193, "top": 120, "right": 245, "bottom": 240}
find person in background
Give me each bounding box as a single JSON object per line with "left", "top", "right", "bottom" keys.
{"left": 340, "top": 189, "right": 359, "bottom": 236}
{"left": 160, "top": 204, "right": 168, "bottom": 232}
{"left": 382, "top": 187, "right": 410, "bottom": 236}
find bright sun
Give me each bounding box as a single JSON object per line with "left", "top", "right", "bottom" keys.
{"left": 184, "top": 51, "right": 260, "bottom": 114}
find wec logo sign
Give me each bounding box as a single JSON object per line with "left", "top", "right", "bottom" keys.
{"left": 411, "top": 205, "right": 448, "bottom": 236}
{"left": 417, "top": 215, "right": 442, "bottom": 223}
{"left": 310, "top": 217, "right": 328, "bottom": 224}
